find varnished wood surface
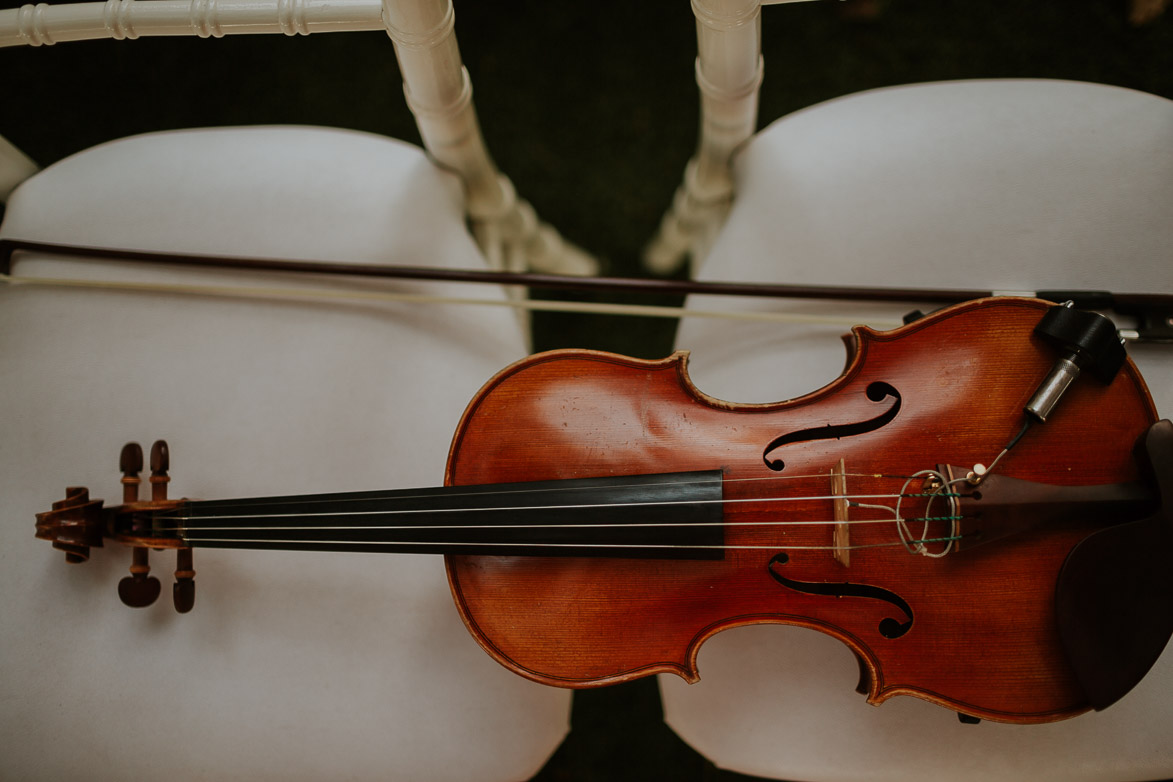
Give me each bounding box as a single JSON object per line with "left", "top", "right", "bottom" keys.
{"left": 445, "top": 298, "right": 1157, "bottom": 723}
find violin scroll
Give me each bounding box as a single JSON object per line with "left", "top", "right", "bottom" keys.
{"left": 34, "top": 485, "right": 106, "bottom": 563}
{"left": 35, "top": 439, "right": 194, "bottom": 612}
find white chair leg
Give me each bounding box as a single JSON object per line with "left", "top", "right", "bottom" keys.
{"left": 643, "top": 0, "right": 762, "bottom": 275}
{"left": 381, "top": 0, "right": 597, "bottom": 275}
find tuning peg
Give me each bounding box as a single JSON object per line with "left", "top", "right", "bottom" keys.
{"left": 120, "top": 442, "right": 143, "bottom": 503}
{"left": 118, "top": 546, "right": 161, "bottom": 608}
{"left": 173, "top": 548, "right": 195, "bottom": 613}
{"left": 150, "top": 440, "right": 170, "bottom": 502}
{"left": 117, "top": 442, "right": 154, "bottom": 605}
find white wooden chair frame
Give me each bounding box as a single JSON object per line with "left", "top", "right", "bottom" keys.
{"left": 644, "top": 0, "right": 822, "bottom": 274}
{"left": 0, "top": 0, "right": 596, "bottom": 276}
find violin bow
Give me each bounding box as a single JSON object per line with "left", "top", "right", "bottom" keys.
{"left": 2, "top": 238, "right": 1170, "bottom": 344}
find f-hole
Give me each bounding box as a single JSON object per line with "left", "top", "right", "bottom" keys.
{"left": 763, "top": 382, "right": 902, "bottom": 472}
{"left": 768, "top": 553, "right": 913, "bottom": 639}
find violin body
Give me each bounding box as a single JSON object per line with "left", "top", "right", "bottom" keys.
{"left": 24, "top": 295, "right": 1169, "bottom": 726}
{"left": 445, "top": 298, "right": 1159, "bottom": 723}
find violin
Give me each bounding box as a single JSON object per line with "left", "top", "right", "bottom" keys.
{"left": 33, "top": 297, "right": 1173, "bottom": 724}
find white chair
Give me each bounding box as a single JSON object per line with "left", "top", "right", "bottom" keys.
{"left": 0, "top": 123, "right": 569, "bottom": 782}
{"left": 667, "top": 79, "right": 1173, "bottom": 780}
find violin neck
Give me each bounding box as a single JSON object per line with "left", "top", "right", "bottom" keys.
{"left": 164, "top": 470, "right": 725, "bottom": 560}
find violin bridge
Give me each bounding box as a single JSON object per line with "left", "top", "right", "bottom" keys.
{"left": 831, "top": 458, "right": 850, "bottom": 568}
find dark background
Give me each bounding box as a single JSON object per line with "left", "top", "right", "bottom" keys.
{"left": 3, "top": 1, "right": 1171, "bottom": 779}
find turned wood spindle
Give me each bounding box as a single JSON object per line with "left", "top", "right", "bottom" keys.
{"left": 174, "top": 547, "right": 196, "bottom": 613}
{"left": 149, "top": 440, "right": 170, "bottom": 502}
{"left": 117, "top": 442, "right": 161, "bottom": 608}
{"left": 152, "top": 440, "right": 196, "bottom": 613}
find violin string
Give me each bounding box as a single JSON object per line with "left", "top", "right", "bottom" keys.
{"left": 163, "top": 515, "right": 945, "bottom": 534}
{"left": 165, "top": 492, "right": 960, "bottom": 525}
{"left": 154, "top": 471, "right": 919, "bottom": 515}
{"left": 725, "top": 472, "right": 908, "bottom": 483}
{"left": 179, "top": 537, "right": 958, "bottom": 552}
{"left": 170, "top": 474, "right": 723, "bottom": 512}
{"left": 147, "top": 468, "right": 965, "bottom": 553}
{"left": 161, "top": 482, "right": 966, "bottom": 552}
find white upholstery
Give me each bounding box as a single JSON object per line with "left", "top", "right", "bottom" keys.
{"left": 0, "top": 127, "right": 570, "bottom": 781}
{"left": 668, "top": 80, "right": 1173, "bottom": 781}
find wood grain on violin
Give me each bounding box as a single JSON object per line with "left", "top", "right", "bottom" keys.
{"left": 34, "top": 298, "right": 1173, "bottom": 724}
{"left": 445, "top": 298, "right": 1164, "bottom": 723}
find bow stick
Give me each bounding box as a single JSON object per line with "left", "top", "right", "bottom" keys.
{"left": 2, "top": 238, "right": 1170, "bottom": 343}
